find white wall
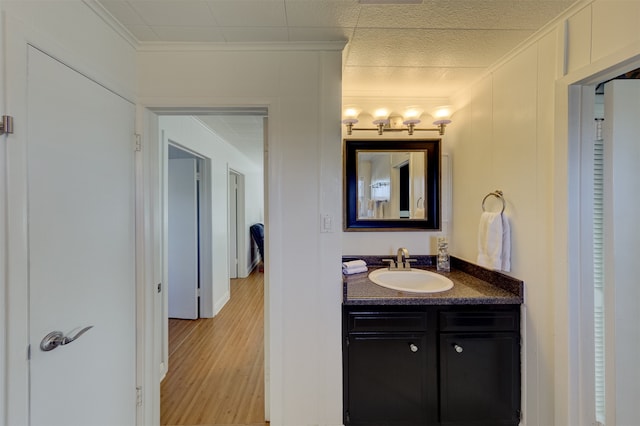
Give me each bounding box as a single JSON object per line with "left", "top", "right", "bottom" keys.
{"left": 138, "top": 46, "right": 344, "bottom": 425}
{"left": 448, "top": 31, "right": 557, "bottom": 425}
{"left": 446, "top": 0, "right": 640, "bottom": 424}
{"left": 160, "top": 115, "right": 263, "bottom": 315}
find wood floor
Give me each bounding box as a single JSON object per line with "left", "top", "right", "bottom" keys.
{"left": 161, "top": 268, "right": 267, "bottom": 426}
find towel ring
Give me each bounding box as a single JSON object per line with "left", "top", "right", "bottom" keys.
{"left": 482, "top": 190, "right": 505, "bottom": 214}
{"left": 417, "top": 197, "right": 424, "bottom": 208}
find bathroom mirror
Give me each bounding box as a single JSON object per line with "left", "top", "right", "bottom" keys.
{"left": 344, "top": 139, "right": 441, "bottom": 231}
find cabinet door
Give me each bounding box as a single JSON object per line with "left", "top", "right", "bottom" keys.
{"left": 439, "top": 332, "right": 520, "bottom": 425}
{"left": 346, "top": 333, "right": 429, "bottom": 425}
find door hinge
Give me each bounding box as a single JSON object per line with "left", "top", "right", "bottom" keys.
{"left": 197, "top": 288, "right": 201, "bottom": 297}
{"left": 27, "top": 344, "right": 31, "bottom": 360}
{"left": 196, "top": 172, "right": 201, "bottom": 181}
{"left": 136, "top": 386, "right": 143, "bottom": 407}
{"left": 1, "top": 115, "right": 14, "bottom": 135}
{"left": 134, "top": 133, "right": 142, "bottom": 152}
{"left": 157, "top": 282, "right": 162, "bottom": 293}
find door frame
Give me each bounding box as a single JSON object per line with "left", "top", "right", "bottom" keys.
{"left": 572, "top": 76, "right": 640, "bottom": 425}
{"left": 558, "top": 53, "right": 640, "bottom": 424}
{"left": 139, "top": 106, "right": 270, "bottom": 424}
{"left": 161, "top": 138, "right": 213, "bottom": 372}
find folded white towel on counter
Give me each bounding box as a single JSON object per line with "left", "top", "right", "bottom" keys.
{"left": 477, "top": 212, "right": 511, "bottom": 272}
{"left": 343, "top": 259, "right": 368, "bottom": 275}
{"left": 343, "top": 265, "right": 368, "bottom": 275}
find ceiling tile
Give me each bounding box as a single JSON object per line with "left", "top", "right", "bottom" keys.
{"left": 356, "top": 1, "right": 572, "bottom": 30}
{"left": 346, "top": 28, "right": 533, "bottom": 68}
{"left": 284, "top": 1, "right": 362, "bottom": 27}
{"left": 342, "top": 65, "right": 484, "bottom": 98}
{"left": 288, "top": 26, "right": 352, "bottom": 42}
{"left": 207, "top": 0, "right": 287, "bottom": 27}
{"left": 129, "top": 0, "right": 216, "bottom": 26}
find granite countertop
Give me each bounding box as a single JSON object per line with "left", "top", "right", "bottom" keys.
{"left": 343, "top": 256, "right": 523, "bottom": 306}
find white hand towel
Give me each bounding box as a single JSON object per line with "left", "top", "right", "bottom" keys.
{"left": 501, "top": 214, "right": 511, "bottom": 272}
{"left": 342, "top": 259, "right": 368, "bottom": 275}
{"left": 414, "top": 207, "right": 425, "bottom": 219}
{"left": 477, "top": 212, "right": 504, "bottom": 270}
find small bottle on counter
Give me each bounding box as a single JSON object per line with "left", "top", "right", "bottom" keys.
{"left": 437, "top": 237, "right": 450, "bottom": 272}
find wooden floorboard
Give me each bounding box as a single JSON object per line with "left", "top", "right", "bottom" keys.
{"left": 161, "top": 268, "right": 267, "bottom": 426}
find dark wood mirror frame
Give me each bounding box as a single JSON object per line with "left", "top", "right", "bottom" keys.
{"left": 343, "top": 139, "right": 441, "bottom": 231}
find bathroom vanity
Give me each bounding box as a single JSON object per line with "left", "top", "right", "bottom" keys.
{"left": 342, "top": 257, "right": 523, "bottom": 426}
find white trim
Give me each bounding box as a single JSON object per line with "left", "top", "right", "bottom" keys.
{"left": 214, "top": 291, "right": 231, "bottom": 316}
{"left": 556, "top": 41, "right": 640, "bottom": 426}
{"left": 5, "top": 18, "right": 44, "bottom": 425}
{"left": 137, "top": 40, "right": 347, "bottom": 52}
{"left": 82, "top": 0, "right": 139, "bottom": 49}
{"left": 137, "top": 106, "right": 162, "bottom": 426}
{"left": 577, "top": 85, "right": 598, "bottom": 425}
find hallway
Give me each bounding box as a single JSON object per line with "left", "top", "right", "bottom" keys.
{"left": 161, "top": 269, "right": 267, "bottom": 426}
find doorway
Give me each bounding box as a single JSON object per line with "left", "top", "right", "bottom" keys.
{"left": 168, "top": 144, "right": 208, "bottom": 319}
{"left": 573, "top": 68, "right": 640, "bottom": 425}
{"left": 151, "top": 110, "right": 267, "bottom": 424}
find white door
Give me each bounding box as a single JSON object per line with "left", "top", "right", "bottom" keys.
{"left": 229, "top": 171, "right": 239, "bottom": 279}
{"left": 26, "top": 47, "right": 136, "bottom": 425}
{"left": 168, "top": 158, "right": 199, "bottom": 319}
{"left": 602, "top": 79, "right": 640, "bottom": 424}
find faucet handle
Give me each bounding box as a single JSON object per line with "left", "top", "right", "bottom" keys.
{"left": 382, "top": 258, "right": 396, "bottom": 270}
{"left": 404, "top": 258, "right": 417, "bottom": 269}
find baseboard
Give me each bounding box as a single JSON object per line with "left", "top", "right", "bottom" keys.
{"left": 213, "top": 290, "right": 230, "bottom": 316}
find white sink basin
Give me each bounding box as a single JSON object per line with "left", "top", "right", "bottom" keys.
{"left": 368, "top": 268, "right": 454, "bottom": 293}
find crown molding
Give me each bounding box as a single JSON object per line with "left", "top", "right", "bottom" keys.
{"left": 82, "top": 0, "right": 140, "bottom": 49}
{"left": 136, "top": 40, "right": 347, "bottom": 53}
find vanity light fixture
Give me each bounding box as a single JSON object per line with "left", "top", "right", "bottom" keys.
{"left": 342, "top": 106, "right": 452, "bottom": 136}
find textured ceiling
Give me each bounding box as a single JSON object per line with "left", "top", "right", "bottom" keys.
{"left": 196, "top": 115, "right": 265, "bottom": 166}
{"left": 97, "top": 0, "right": 576, "bottom": 162}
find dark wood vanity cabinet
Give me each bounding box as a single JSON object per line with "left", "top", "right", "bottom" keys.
{"left": 438, "top": 309, "right": 521, "bottom": 425}
{"left": 343, "top": 305, "right": 520, "bottom": 426}
{"left": 343, "top": 309, "right": 435, "bottom": 425}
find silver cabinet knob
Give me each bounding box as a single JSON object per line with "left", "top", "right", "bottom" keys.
{"left": 454, "top": 344, "right": 463, "bottom": 353}
{"left": 409, "top": 343, "right": 419, "bottom": 353}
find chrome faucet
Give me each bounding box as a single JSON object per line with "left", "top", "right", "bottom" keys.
{"left": 382, "top": 247, "right": 416, "bottom": 270}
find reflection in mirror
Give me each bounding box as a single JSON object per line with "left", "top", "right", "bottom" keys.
{"left": 344, "top": 139, "right": 440, "bottom": 231}
{"left": 357, "top": 151, "right": 426, "bottom": 220}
